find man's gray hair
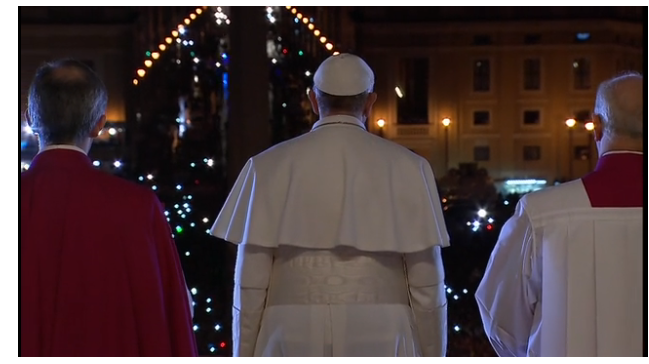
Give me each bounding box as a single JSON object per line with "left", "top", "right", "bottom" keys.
{"left": 593, "top": 71, "right": 643, "bottom": 139}
{"left": 27, "top": 59, "right": 108, "bottom": 145}
{"left": 314, "top": 88, "right": 370, "bottom": 115}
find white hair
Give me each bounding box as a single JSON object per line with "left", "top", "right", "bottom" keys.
{"left": 593, "top": 71, "right": 643, "bottom": 139}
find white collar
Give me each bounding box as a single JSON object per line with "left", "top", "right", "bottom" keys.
{"left": 311, "top": 115, "right": 366, "bottom": 131}
{"left": 601, "top": 150, "right": 643, "bottom": 157}
{"left": 39, "top": 144, "right": 87, "bottom": 155}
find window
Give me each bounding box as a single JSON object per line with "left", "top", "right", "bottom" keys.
{"left": 474, "top": 146, "right": 490, "bottom": 162}
{"left": 574, "top": 110, "right": 591, "bottom": 123}
{"left": 473, "top": 59, "right": 490, "bottom": 92}
{"left": 523, "top": 110, "right": 541, "bottom": 125}
{"left": 473, "top": 35, "right": 492, "bottom": 46}
{"left": 524, "top": 34, "right": 541, "bottom": 45}
{"left": 523, "top": 58, "right": 541, "bottom": 90}
{"left": 523, "top": 146, "right": 541, "bottom": 161}
{"left": 397, "top": 58, "right": 429, "bottom": 124}
{"left": 575, "top": 32, "right": 591, "bottom": 43}
{"left": 574, "top": 146, "right": 591, "bottom": 160}
{"left": 573, "top": 58, "right": 591, "bottom": 90}
{"left": 473, "top": 111, "right": 490, "bottom": 126}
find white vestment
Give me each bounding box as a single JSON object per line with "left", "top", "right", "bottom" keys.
{"left": 475, "top": 179, "right": 643, "bottom": 357}
{"left": 212, "top": 115, "right": 450, "bottom": 357}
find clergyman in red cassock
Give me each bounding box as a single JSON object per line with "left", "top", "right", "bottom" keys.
{"left": 20, "top": 59, "right": 198, "bottom": 356}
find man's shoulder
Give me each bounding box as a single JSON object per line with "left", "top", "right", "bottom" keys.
{"left": 520, "top": 179, "right": 589, "bottom": 219}
{"left": 255, "top": 129, "right": 424, "bottom": 163}
{"left": 89, "top": 169, "right": 159, "bottom": 207}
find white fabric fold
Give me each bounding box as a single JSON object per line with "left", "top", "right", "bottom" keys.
{"left": 476, "top": 180, "right": 643, "bottom": 356}
{"left": 233, "top": 245, "right": 447, "bottom": 356}
{"left": 211, "top": 115, "right": 449, "bottom": 253}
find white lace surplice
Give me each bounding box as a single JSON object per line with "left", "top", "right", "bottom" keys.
{"left": 233, "top": 245, "right": 447, "bottom": 357}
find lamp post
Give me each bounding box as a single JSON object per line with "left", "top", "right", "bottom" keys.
{"left": 376, "top": 118, "right": 385, "bottom": 138}
{"left": 565, "top": 118, "right": 576, "bottom": 179}
{"left": 585, "top": 121, "right": 595, "bottom": 171}
{"left": 442, "top": 118, "right": 451, "bottom": 172}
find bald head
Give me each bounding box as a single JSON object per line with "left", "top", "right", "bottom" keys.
{"left": 27, "top": 59, "right": 108, "bottom": 146}
{"left": 594, "top": 72, "right": 644, "bottom": 140}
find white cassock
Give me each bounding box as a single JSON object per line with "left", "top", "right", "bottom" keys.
{"left": 211, "top": 115, "right": 450, "bottom": 357}
{"left": 475, "top": 179, "right": 643, "bottom": 357}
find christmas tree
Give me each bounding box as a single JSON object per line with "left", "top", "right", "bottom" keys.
{"left": 128, "top": 6, "right": 338, "bottom": 355}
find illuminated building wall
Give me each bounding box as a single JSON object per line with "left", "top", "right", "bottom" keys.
{"left": 349, "top": 8, "right": 644, "bottom": 182}
{"left": 20, "top": 24, "right": 132, "bottom": 125}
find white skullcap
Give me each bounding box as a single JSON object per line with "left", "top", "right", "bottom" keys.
{"left": 313, "top": 53, "right": 374, "bottom": 96}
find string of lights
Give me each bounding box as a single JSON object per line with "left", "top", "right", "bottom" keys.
{"left": 284, "top": 6, "right": 339, "bottom": 56}
{"left": 133, "top": 6, "right": 339, "bottom": 86}
{"left": 133, "top": 6, "right": 211, "bottom": 85}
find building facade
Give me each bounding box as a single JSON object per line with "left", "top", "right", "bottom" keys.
{"left": 348, "top": 8, "right": 644, "bottom": 187}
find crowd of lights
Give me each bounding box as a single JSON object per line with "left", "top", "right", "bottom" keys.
{"left": 466, "top": 208, "right": 496, "bottom": 232}
{"left": 444, "top": 284, "right": 471, "bottom": 333}
{"left": 132, "top": 164, "right": 229, "bottom": 352}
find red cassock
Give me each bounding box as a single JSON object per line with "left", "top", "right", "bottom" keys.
{"left": 20, "top": 149, "right": 198, "bottom": 357}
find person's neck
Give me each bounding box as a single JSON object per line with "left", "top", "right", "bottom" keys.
{"left": 598, "top": 138, "right": 643, "bottom": 157}
{"left": 319, "top": 111, "right": 363, "bottom": 120}
{"left": 40, "top": 140, "right": 91, "bottom": 154}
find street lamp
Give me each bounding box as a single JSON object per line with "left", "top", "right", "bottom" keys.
{"left": 565, "top": 118, "right": 576, "bottom": 179}
{"left": 442, "top": 118, "right": 451, "bottom": 172}
{"left": 376, "top": 119, "right": 385, "bottom": 138}
{"left": 585, "top": 121, "right": 595, "bottom": 171}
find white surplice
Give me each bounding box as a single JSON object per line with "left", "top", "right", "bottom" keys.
{"left": 212, "top": 115, "right": 450, "bottom": 357}
{"left": 475, "top": 179, "right": 643, "bottom": 357}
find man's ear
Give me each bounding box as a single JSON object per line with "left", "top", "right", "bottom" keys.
{"left": 24, "top": 110, "right": 31, "bottom": 126}
{"left": 89, "top": 115, "right": 107, "bottom": 138}
{"left": 308, "top": 89, "right": 319, "bottom": 115}
{"left": 592, "top": 114, "right": 604, "bottom": 142}
{"left": 363, "top": 92, "right": 378, "bottom": 117}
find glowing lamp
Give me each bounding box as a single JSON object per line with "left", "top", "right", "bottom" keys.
{"left": 585, "top": 122, "right": 594, "bottom": 131}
